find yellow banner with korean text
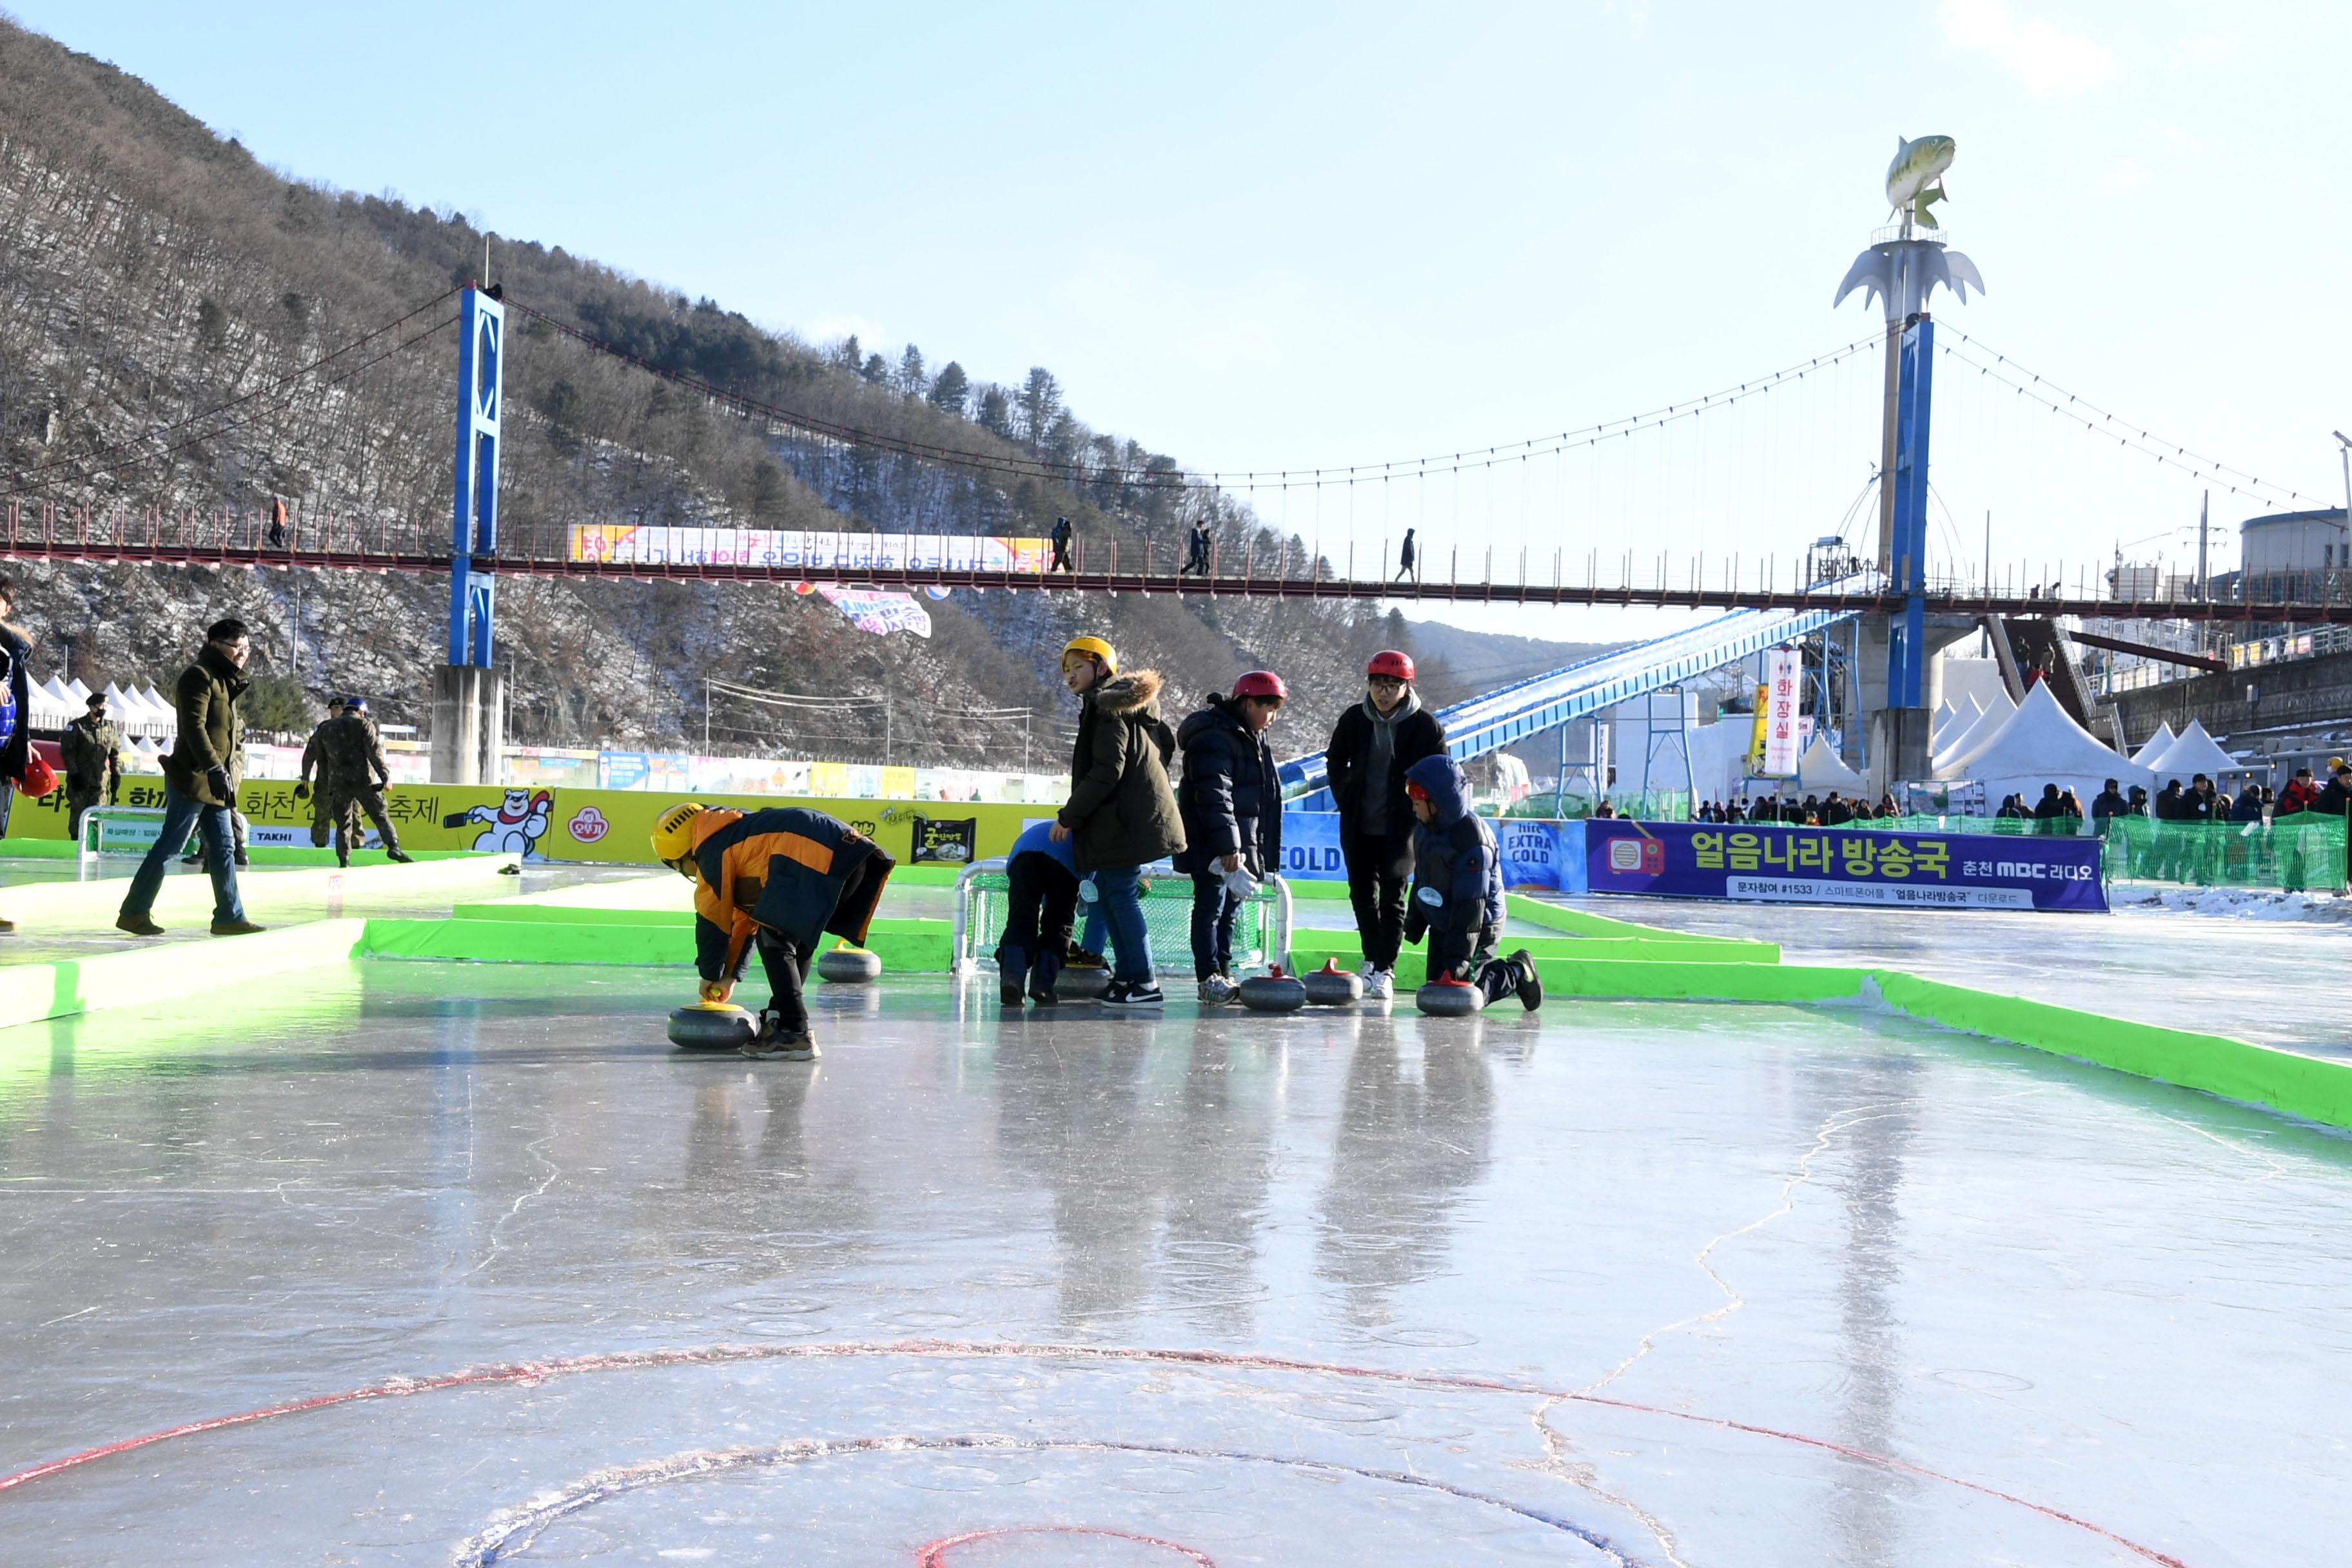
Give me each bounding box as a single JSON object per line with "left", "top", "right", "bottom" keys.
{"left": 19, "top": 776, "right": 1050, "bottom": 867}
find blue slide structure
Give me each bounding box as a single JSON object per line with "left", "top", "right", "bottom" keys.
{"left": 1279, "top": 582, "right": 1873, "bottom": 801}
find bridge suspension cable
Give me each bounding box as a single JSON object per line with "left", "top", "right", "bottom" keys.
{"left": 4, "top": 288, "right": 462, "bottom": 499}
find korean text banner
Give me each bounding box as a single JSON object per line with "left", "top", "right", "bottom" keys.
{"left": 567, "top": 525, "right": 1049, "bottom": 574}
{"left": 1583, "top": 820, "right": 2106, "bottom": 912}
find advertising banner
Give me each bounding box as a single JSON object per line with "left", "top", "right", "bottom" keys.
{"left": 1583, "top": 820, "right": 2106, "bottom": 912}
{"left": 39, "top": 778, "right": 1046, "bottom": 868}
{"left": 567, "top": 525, "right": 1050, "bottom": 575}
{"left": 1761, "top": 647, "right": 1801, "bottom": 776}
{"left": 815, "top": 586, "right": 932, "bottom": 637}
{"left": 1280, "top": 812, "right": 1580, "bottom": 892}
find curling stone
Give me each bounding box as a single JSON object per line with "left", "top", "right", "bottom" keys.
{"left": 816, "top": 945, "right": 883, "bottom": 984}
{"left": 1415, "top": 978, "right": 1482, "bottom": 1017}
{"left": 1239, "top": 966, "right": 1308, "bottom": 1013}
{"left": 668, "top": 1001, "right": 758, "bottom": 1050}
{"left": 1301, "top": 957, "right": 1364, "bottom": 1005}
{"left": 1055, "top": 964, "right": 1112, "bottom": 999}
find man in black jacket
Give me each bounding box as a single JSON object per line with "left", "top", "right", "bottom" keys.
{"left": 2091, "top": 778, "right": 2128, "bottom": 824}
{"left": 1173, "top": 671, "right": 1286, "bottom": 1004}
{"left": 1324, "top": 650, "right": 1445, "bottom": 1000}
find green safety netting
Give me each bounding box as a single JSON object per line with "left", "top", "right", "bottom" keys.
{"left": 1507, "top": 791, "right": 1692, "bottom": 822}
{"left": 1828, "top": 812, "right": 2349, "bottom": 892}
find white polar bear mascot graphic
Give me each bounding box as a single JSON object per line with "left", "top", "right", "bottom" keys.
{"left": 462, "top": 789, "right": 553, "bottom": 856}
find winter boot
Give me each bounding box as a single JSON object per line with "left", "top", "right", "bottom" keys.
{"left": 995, "top": 945, "right": 1031, "bottom": 1006}
{"left": 742, "top": 1009, "right": 819, "bottom": 1062}
{"left": 1028, "top": 948, "right": 1061, "bottom": 1005}
{"left": 1507, "top": 948, "right": 1543, "bottom": 1011}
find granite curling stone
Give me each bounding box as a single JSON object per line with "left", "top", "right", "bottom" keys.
{"left": 817, "top": 945, "right": 884, "bottom": 983}
{"left": 1301, "top": 957, "right": 1364, "bottom": 1005}
{"left": 1239, "top": 966, "right": 1308, "bottom": 1013}
{"left": 1055, "top": 964, "right": 1113, "bottom": 999}
{"left": 1415, "top": 978, "right": 1481, "bottom": 1017}
{"left": 668, "top": 1002, "right": 758, "bottom": 1050}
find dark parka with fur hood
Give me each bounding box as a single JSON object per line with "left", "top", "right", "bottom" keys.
{"left": 1172, "top": 694, "right": 1282, "bottom": 879}
{"left": 1060, "top": 669, "right": 1186, "bottom": 874}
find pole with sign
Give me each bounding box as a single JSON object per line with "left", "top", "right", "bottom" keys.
{"left": 1762, "top": 645, "right": 1802, "bottom": 777}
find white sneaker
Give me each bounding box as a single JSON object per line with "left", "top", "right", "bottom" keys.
{"left": 1197, "top": 974, "right": 1239, "bottom": 1005}
{"left": 1362, "top": 968, "right": 1394, "bottom": 1000}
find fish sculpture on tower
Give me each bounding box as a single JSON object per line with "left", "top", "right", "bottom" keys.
{"left": 1885, "top": 133, "right": 1956, "bottom": 233}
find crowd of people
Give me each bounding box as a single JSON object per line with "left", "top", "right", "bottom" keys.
{"left": 1694, "top": 791, "right": 1903, "bottom": 825}
{"left": 654, "top": 640, "right": 1545, "bottom": 1061}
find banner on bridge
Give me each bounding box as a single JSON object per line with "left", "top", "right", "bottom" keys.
{"left": 1582, "top": 820, "right": 2106, "bottom": 913}
{"left": 567, "top": 525, "right": 1050, "bottom": 575}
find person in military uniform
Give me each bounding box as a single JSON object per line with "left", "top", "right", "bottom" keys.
{"left": 295, "top": 697, "right": 346, "bottom": 847}
{"left": 316, "top": 696, "right": 411, "bottom": 867}
{"left": 60, "top": 691, "right": 125, "bottom": 841}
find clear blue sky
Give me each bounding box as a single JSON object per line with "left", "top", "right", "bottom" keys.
{"left": 24, "top": 1, "right": 2351, "bottom": 636}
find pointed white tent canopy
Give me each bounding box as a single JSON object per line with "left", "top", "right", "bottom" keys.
{"left": 2146, "top": 720, "right": 2251, "bottom": 781}
{"left": 1932, "top": 693, "right": 1984, "bottom": 751}
{"left": 1933, "top": 689, "right": 2018, "bottom": 776}
{"left": 25, "top": 676, "right": 74, "bottom": 731}
{"left": 64, "top": 677, "right": 90, "bottom": 703}
{"left": 1959, "top": 683, "right": 2150, "bottom": 808}
{"left": 102, "top": 680, "right": 133, "bottom": 714}
{"left": 1794, "top": 733, "right": 1867, "bottom": 795}
{"left": 1931, "top": 698, "right": 1959, "bottom": 742}
{"left": 2130, "top": 722, "right": 2177, "bottom": 766}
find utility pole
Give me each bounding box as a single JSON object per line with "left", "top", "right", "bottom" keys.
{"left": 703, "top": 678, "right": 710, "bottom": 750}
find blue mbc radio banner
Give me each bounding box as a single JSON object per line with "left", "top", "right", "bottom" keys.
{"left": 1583, "top": 820, "right": 2106, "bottom": 913}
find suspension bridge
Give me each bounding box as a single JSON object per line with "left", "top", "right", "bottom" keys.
{"left": 3, "top": 204, "right": 2338, "bottom": 790}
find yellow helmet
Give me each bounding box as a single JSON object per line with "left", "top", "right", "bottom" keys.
{"left": 651, "top": 802, "right": 705, "bottom": 864}
{"left": 1061, "top": 635, "right": 1117, "bottom": 674}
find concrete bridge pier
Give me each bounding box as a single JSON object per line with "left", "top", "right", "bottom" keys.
{"left": 1858, "top": 612, "right": 1981, "bottom": 796}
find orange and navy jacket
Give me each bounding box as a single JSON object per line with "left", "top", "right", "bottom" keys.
{"left": 689, "top": 807, "right": 895, "bottom": 981}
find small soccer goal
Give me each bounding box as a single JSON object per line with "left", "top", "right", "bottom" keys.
{"left": 951, "top": 859, "right": 1293, "bottom": 978}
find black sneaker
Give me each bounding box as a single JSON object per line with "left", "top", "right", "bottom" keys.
{"left": 386, "top": 850, "right": 414, "bottom": 864}
{"left": 1507, "top": 948, "right": 1543, "bottom": 1011}
{"left": 1064, "top": 947, "right": 1108, "bottom": 970}
{"left": 1101, "top": 979, "right": 1165, "bottom": 1008}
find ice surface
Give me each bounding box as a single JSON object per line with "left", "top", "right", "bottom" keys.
{"left": 1573, "top": 892, "right": 2352, "bottom": 1059}
{"left": 0, "top": 960, "right": 2347, "bottom": 1565}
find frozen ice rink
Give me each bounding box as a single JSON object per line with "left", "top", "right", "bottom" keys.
{"left": 1, "top": 903, "right": 2347, "bottom": 1565}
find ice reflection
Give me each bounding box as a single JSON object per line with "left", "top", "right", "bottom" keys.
{"left": 1315, "top": 1022, "right": 1495, "bottom": 1326}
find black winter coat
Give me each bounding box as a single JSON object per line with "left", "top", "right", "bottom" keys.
{"left": 1061, "top": 670, "right": 1186, "bottom": 873}
{"left": 1172, "top": 696, "right": 1282, "bottom": 878}
{"left": 1325, "top": 698, "right": 1446, "bottom": 876}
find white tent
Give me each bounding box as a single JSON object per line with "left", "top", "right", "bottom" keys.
{"left": 2130, "top": 722, "right": 2177, "bottom": 767}
{"left": 1933, "top": 690, "right": 2018, "bottom": 777}
{"left": 1932, "top": 693, "right": 1984, "bottom": 752}
{"left": 1793, "top": 733, "right": 1867, "bottom": 794}
{"left": 1957, "top": 682, "right": 2150, "bottom": 810}
{"left": 2146, "top": 720, "right": 2253, "bottom": 781}
{"left": 64, "top": 677, "right": 90, "bottom": 703}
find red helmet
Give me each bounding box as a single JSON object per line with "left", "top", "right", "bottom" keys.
{"left": 19, "top": 752, "right": 56, "bottom": 798}
{"left": 1367, "top": 650, "right": 1415, "bottom": 681}
{"left": 1232, "top": 671, "right": 1288, "bottom": 701}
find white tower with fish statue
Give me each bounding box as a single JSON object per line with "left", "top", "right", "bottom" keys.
{"left": 1833, "top": 136, "right": 1986, "bottom": 790}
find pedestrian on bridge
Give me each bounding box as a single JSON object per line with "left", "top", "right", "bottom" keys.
{"left": 1050, "top": 516, "right": 1074, "bottom": 574}
{"left": 115, "top": 617, "right": 262, "bottom": 939}
{"left": 1394, "top": 528, "right": 1418, "bottom": 584}
{"left": 1324, "top": 650, "right": 1445, "bottom": 1001}
{"left": 1182, "top": 518, "right": 1211, "bottom": 576}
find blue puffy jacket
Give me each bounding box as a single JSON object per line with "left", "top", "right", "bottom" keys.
{"left": 1402, "top": 754, "right": 1504, "bottom": 948}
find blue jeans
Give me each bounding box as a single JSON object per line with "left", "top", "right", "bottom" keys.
{"left": 1190, "top": 870, "right": 1240, "bottom": 977}
{"left": 121, "top": 778, "right": 245, "bottom": 925}
{"left": 1090, "top": 865, "right": 1154, "bottom": 984}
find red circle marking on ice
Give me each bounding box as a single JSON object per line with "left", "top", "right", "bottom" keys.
{"left": 0, "top": 1339, "right": 2191, "bottom": 1568}
{"left": 917, "top": 1525, "right": 1214, "bottom": 1566}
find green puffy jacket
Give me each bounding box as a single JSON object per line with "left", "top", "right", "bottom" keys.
{"left": 161, "top": 644, "right": 247, "bottom": 806}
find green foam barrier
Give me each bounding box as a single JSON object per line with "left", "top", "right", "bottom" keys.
{"left": 1282, "top": 878, "right": 1352, "bottom": 901}
{"left": 0, "top": 918, "right": 369, "bottom": 1036}
{"left": 358, "top": 914, "right": 957, "bottom": 972}
{"left": 1868, "top": 970, "right": 2352, "bottom": 1130}
{"left": 1504, "top": 892, "right": 1777, "bottom": 956}
{"left": 1289, "top": 929, "right": 1777, "bottom": 971}
{"left": 452, "top": 901, "right": 694, "bottom": 927}
{"left": 0, "top": 852, "right": 520, "bottom": 939}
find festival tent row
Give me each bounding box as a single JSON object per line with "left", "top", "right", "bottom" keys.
{"left": 29, "top": 676, "right": 177, "bottom": 740}
{"left": 1939, "top": 682, "right": 2151, "bottom": 805}
{"left": 2143, "top": 720, "right": 2255, "bottom": 782}
{"left": 1932, "top": 689, "right": 2017, "bottom": 776}
{"left": 1792, "top": 732, "right": 1867, "bottom": 795}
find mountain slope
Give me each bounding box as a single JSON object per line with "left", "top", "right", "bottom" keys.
{"left": 0, "top": 20, "right": 1426, "bottom": 763}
